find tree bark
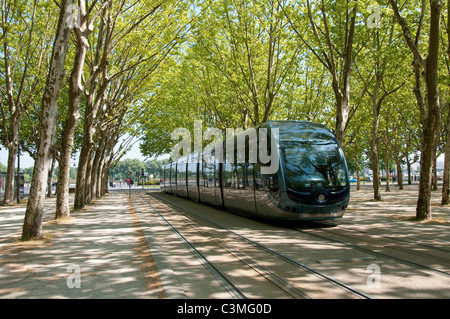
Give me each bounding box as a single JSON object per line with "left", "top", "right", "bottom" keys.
{"left": 442, "top": 135, "right": 450, "bottom": 204}
{"left": 432, "top": 152, "right": 438, "bottom": 191}
{"left": 90, "top": 140, "right": 104, "bottom": 200}
{"left": 396, "top": 159, "right": 404, "bottom": 190}
{"left": 415, "top": 0, "right": 443, "bottom": 220}
{"left": 385, "top": 149, "right": 391, "bottom": 192}
{"left": 390, "top": 0, "right": 443, "bottom": 220}
{"left": 370, "top": 74, "right": 382, "bottom": 201}
{"left": 22, "top": 0, "right": 73, "bottom": 239}
{"left": 74, "top": 5, "right": 110, "bottom": 209}
{"left": 47, "top": 151, "right": 56, "bottom": 197}
{"left": 441, "top": 0, "right": 450, "bottom": 205}
{"left": 442, "top": 106, "right": 450, "bottom": 205}
{"left": 298, "top": 0, "right": 357, "bottom": 145}
{"left": 3, "top": 142, "right": 17, "bottom": 205}
{"left": 55, "top": 37, "right": 87, "bottom": 219}
{"left": 85, "top": 147, "right": 95, "bottom": 204}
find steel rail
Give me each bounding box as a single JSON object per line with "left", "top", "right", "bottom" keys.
{"left": 134, "top": 194, "right": 247, "bottom": 299}
{"left": 147, "top": 191, "right": 374, "bottom": 299}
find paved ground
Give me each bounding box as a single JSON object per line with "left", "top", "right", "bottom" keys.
{"left": 0, "top": 191, "right": 165, "bottom": 299}
{"left": 0, "top": 184, "right": 449, "bottom": 299}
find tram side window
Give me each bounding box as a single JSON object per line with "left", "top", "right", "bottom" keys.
{"left": 201, "top": 160, "right": 207, "bottom": 187}
{"left": 206, "top": 162, "right": 215, "bottom": 188}
{"left": 245, "top": 163, "right": 254, "bottom": 188}
{"left": 236, "top": 163, "right": 244, "bottom": 189}
{"left": 177, "top": 163, "right": 184, "bottom": 185}
{"left": 259, "top": 129, "right": 273, "bottom": 169}
{"left": 163, "top": 166, "right": 168, "bottom": 187}
{"left": 254, "top": 164, "right": 263, "bottom": 190}
{"left": 224, "top": 163, "right": 232, "bottom": 188}
{"left": 187, "top": 162, "right": 195, "bottom": 186}
{"left": 170, "top": 164, "right": 175, "bottom": 186}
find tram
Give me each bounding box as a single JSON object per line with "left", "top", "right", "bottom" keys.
{"left": 160, "top": 121, "right": 350, "bottom": 220}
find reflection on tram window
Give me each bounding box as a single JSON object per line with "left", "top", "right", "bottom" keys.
{"left": 281, "top": 139, "right": 348, "bottom": 191}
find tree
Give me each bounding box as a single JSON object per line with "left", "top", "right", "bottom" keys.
{"left": 195, "top": 0, "right": 299, "bottom": 127}
{"left": 0, "top": 0, "right": 55, "bottom": 204}
{"left": 355, "top": 8, "right": 407, "bottom": 200}
{"left": 22, "top": 0, "right": 74, "bottom": 239}
{"left": 73, "top": 0, "right": 190, "bottom": 207}
{"left": 441, "top": 0, "right": 450, "bottom": 205}
{"left": 389, "top": 0, "right": 444, "bottom": 220}
{"left": 55, "top": 0, "right": 111, "bottom": 219}
{"left": 283, "top": 0, "right": 361, "bottom": 144}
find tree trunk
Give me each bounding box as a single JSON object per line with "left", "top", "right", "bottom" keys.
{"left": 442, "top": 0, "right": 450, "bottom": 205}
{"left": 74, "top": 6, "right": 110, "bottom": 209}
{"left": 407, "top": 158, "right": 412, "bottom": 185}
{"left": 416, "top": 0, "right": 443, "bottom": 220}
{"left": 74, "top": 143, "right": 90, "bottom": 209}
{"left": 3, "top": 143, "right": 17, "bottom": 205}
{"left": 354, "top": 154, "right": 360, "bottom": 191}
{"left": 74, "top": 94, "right": 97, "bottom": 209}
{"left": 371, "top": 143, "right": 381, "bottom": 200}
{"left": 47, "top": 152, "right": 56, "bottom": 197}
{"left": 91, "top": 141, "right": 104, "bottom": 200}
{"left": 385, "top": 150, "right": 391, "bottom": 192}
{"left": 335, "top": 95, "right": 350, "bottom": 145}
{"left": 371, "top": 74, "right": 382, "bottom": 201}
{"left": 416, "top": 128, "right": 437, "bottom": 219}
{"left": 442, "top": 106, "right": 450, "bottom": 204}
{"left": 442, "top": 132, "right": 450, "bottom": 204}
{"left": 432, "top": 152, "right": 438, "bottom": 191}
{"left": 54, "top": 142, "right": 72, "bottom": 219}
{"left": 101, "top": 159, "right": 110, "bottom": 196}
{"left": 85, "top": 148, "right": 95, "bottom": 204}
{"left": 55, "top": 38, "right": 87, "bottom": 219}
{"left": 396, "top": 159, "right": 404, "bottom": 190}
{"left": 96, "top": 146, "right": 106, "bottom": 198}
{"left": 22, "top": 0, "right": 73, "bottom": 239}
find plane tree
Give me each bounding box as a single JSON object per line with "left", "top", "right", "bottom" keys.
{"left": 0, "top": 0, "right": 56, "bottom": 205}
{"left": 389, "top": 0, "right": 444, "bottom": 220}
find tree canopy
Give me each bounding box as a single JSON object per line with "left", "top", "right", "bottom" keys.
{"left": 1, "top": 0, "right": 449, "bottom": 239}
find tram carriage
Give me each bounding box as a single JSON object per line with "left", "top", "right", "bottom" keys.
{"left": 160, "top": 121, "right": 350, "bottom": 220}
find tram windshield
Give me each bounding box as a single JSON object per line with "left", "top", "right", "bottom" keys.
{"left": 280, "top": 131, "right": 348, "bottom": 191}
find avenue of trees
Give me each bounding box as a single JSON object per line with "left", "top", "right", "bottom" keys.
{"left": 0, "top": 0, "right": 449, "bottom": 240}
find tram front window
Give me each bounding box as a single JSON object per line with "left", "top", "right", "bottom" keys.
{"left": 281, "top": 140, "right": 348, "bottom": 191}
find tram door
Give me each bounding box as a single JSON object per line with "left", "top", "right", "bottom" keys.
{"left": 223, "top": 162, "right": 256, "bottom": 214}
{"left": 200, "top": 159, "right": 220, "bottom": 205}
{"left": 241, "top": 162, "right": 257, "bottom": 213}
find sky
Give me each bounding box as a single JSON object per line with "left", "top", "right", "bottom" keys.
{"left": 0, "top": 140, "right": 148, "bottom": 169}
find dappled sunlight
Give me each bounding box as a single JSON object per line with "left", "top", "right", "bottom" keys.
{"left": 0, "top": 192, "right": 162, "bottom": 299}
{"left": 2, "top": 186, "right": 449, "bottom": 299}
{"left": 146, "top": 187, "right": 450, "bottom": 298}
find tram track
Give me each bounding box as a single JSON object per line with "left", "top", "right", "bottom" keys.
{"left": 141, "top": 191, "right": 373, "bottom": 299}
{"left": 135, "top": 193, "right": 309, "bottom": 299}
{"left": 318, "top": 219, "right": 450, "bottom": 250}
{"left": 301, "top": 222, "right": 450, "bottom": 277}
{"left": 132, "top": 194, "right": 247, "bottom": 299}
